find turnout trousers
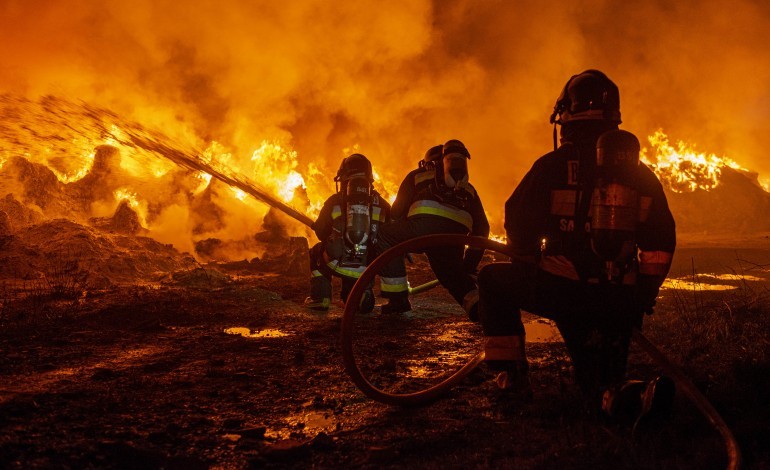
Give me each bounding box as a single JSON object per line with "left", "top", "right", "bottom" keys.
{"left": 478, "top": 261, "right": 639, "bottom": 403}
{"left": 375, "top": 215, "right": 477, "bottom": 312}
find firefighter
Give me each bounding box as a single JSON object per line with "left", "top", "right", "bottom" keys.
{"left": 304, "top": 153, "right": 390, "bottom": 313}
{"left": 375, "top": 140, "right": 490, "bottom": 317}
{"left": 477, "top": 70, "right": 677, "bottom": 420}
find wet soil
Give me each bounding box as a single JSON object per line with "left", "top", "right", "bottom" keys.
{"left": 0, "top": 255, "right": 767, "bottom": 469}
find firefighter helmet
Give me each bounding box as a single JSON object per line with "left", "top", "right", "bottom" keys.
{"left": 550, "top": 70, "right": 621, "bottom": 125}
{"left": 442, "top": 139, "right": 470, "bottom": 159}
{"left": 421, "top": 144, "right": 443, "bottom": 167}
{"left": 335, "top": 153, "right": 373, "bottom": 183}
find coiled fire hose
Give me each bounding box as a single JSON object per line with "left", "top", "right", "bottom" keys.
{"left": 340, "top": 234, "right": 741, "bottom": 469}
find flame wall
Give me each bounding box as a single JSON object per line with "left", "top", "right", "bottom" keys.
{"left": 2, "top": 0, "right": 769, "bottom": 238}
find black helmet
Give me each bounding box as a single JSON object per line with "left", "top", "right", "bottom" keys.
{"left": 335, "top": 153, "right": 373, "bottom": 183}
{"left": 442, "top": 139, "right": 470, "bottom": 159}
{"left": 550, "top": 70, "right": 621, "bottom": 125}
{"left": 422, "top": 145, "right": 443, "bottom": 165}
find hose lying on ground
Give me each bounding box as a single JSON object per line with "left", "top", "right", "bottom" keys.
{"left": 341, "top": 234, "right": 506, "bottom": 406}
{"left": 341, "top": 234, "right": 741, "bottom": 469}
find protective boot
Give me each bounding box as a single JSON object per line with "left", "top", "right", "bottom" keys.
{"left": 635, "top": 375, "right": 675, "bottom": 425}
{"left": 463, "top": 289, "right": 480, "bottom": 322}
{"left": 601, "top": 380, "right": 646, "bottom": 422}
{"left": 483, "top": 335, "right": 532, "bottom": 401}
{"left": 305, "top": 275, "right": 332, "bottom": 311}
{"left": 359, "top": 289, "right": 375, "bottom": 314}
{"left": 491, "top": 361, "right": 533, "bottom": 402}
{"left": 381, "top": 295, "right": 411, "bottom": 314}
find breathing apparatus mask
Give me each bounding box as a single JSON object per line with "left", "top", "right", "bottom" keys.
{"left": 333, "top": 154, "right": 374, "bottom": 267}
{"left": 433, "top": 140, "right": 472, "bottom": 208}
{"left": 590, "top": 129, "right": 640, "bottom": 282}
{"left": 419, "top": 144, "right": 443, "bottom": 169}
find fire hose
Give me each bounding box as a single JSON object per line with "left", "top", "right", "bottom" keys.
{"left": 341, "top": 234, "right": 741, "bottom": 469}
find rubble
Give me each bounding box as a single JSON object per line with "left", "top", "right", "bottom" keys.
{"left": 0, "top": 219, "right": 198, "bottom": 286}
{"left": 89, "top": 200, "right": 144, "bottom": 235}
{"left": 666, "top": 167, "right": 770, "bottom": 234}
{"left": 0, "top": 193, "right": 43, "bottom": 230}
{"left": 0, "top": 211, "right": 11, "bottom": 237}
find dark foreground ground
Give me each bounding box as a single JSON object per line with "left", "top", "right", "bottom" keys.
{"left": 1, "top": 247, "right": 769, "bottom": 469}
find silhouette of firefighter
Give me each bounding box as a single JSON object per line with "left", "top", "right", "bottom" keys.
{"left": 305, "top": 153, "right": 390, "bottom": 313}
{"left": 477, "top": 70, "right": 677, "bottom": 421}
{"left": 375, "top": 140, "right": 490, "bottom": 316}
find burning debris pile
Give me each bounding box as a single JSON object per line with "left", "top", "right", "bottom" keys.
{"left": 643, "top": 131, "right": 770, "bottom": 235}
{"left": 0, "top": 95, "right": 318, "bottom": 287}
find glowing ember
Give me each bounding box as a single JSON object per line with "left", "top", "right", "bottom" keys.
{"left": 642, "top": 130, "right": 748, "bottom": 193}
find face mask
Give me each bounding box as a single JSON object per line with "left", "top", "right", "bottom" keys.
{"left": 443, "top": 153, "right": 469, "bottom": 188}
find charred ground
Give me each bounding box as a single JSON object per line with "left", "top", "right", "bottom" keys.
{"left": 1, "top": 244, "right": 769, "bottom": 469}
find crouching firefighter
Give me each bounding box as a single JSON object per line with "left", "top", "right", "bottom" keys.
{"left": 375, "top": 140, "right": 490, "bottom": 316}
{"left": 305, "top": 153, "right": 391, "bottom": 313}
{"left": 477, "top": 70, "right": 677, "bottom": 420}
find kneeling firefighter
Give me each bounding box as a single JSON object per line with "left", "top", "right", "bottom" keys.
{"left": 375, "top": 140, "right": 490, "bottom": 316}
{"left": 477, "top": 70, "right": 677, "bottom": 419}
{"left": 305, "top": 153, "right": 391, "bottom": 313}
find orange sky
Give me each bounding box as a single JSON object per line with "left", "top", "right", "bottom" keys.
{"left": 1, "top": 0, "right": 769, "bottom": 235}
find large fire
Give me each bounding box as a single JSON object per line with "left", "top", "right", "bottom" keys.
{"left": 0, "top": 97, "right": 410, "bottom": 261}
{"left": 4, "top": 94, "right": 770, "bottom": 263}
{"left": 642, "top": 130, "right": 755, "bottom": 193}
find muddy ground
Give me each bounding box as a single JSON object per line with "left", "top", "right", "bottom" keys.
{"left": 1, "top": 249, "right": 769, "bottom": 469}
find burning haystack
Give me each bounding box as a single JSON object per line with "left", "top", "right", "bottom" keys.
{"left": 0, "top": 96, "right": 317, "bottom": 288}
{"left": 644, "top": 131, "right": 770, "bottom": 236}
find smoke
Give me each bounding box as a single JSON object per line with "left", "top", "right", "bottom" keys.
{"left": 2, "top": 0, "right": 769, "bottom": 236}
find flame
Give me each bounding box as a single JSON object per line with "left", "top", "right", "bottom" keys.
{"left": 193, "top": 171, "right": 212, "bottom": 194}
{"left": 202, "top": 141, "right": 235, "bottom": 173}
{"left": 642, "top": 130, "right": 749, "bottom": 193}
{"left": 489, "top": 233, "right": 507, "bottom": 244}
{"left": 49, "top": 148, "right": 96, "bottom": 183}
{"left": 230, "top": 187, "right": 247, "bottom": 201}
{"left": 372, "top": 168, "right": 399, "bottom": 204}
{"left": 114, "top": 188, "right": 140, "bottom": 208}
{"left": 250, "top": 141, "right": 306, "bottom": 203}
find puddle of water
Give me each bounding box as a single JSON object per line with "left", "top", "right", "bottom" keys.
{"left": 265, "top": 410, "right": 336, "bottom": 440}
{"left": 525, "top": 319, "right": 561, "bottom": 342}
{"left": 662, "top": 272, "right": 768, "bottom": 292}
{"left": 663, "top": 279, "right": 736, "bottom": 291}
{"left": 224, "top": 327, "right": 289, "bottom": 338}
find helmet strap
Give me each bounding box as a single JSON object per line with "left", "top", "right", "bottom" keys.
{"left": 553, "top": 122, "right": 558, "bottom": 151}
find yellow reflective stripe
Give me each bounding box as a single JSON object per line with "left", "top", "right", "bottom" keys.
{"left": 550, "top": 189, "right": 577, "bottom": 216}
{"left": 381, "top": 276, "right": 409, "bottom": 293}
{"left": 639, "top": 250, "right": 673, "bottom": 275}
{"left": 331, "top": 205, "right": 342, "bottom": 219}
{"left": 311, "top": 270, "right": 323, "bottom": 278}
{"left": 639, "top": 196, "right": 653, "bottom": 222}
{"left": 414, "top": 170, "right": 434, "bottom": 186}
{"left": 326, "top": 260, "right": 365, "bottom": 279}
{"left": 407, "top": 200, "right": 473, "bottom": 230}
{"left": 372, "top": 206, "right": 382, "bottom": 221}
{"left": 483, "top": 335, "right": 525, "bottom": 361}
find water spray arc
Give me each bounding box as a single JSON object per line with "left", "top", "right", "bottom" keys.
{"left": 114, "top": 126, "right": 315, "bottom": 228}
